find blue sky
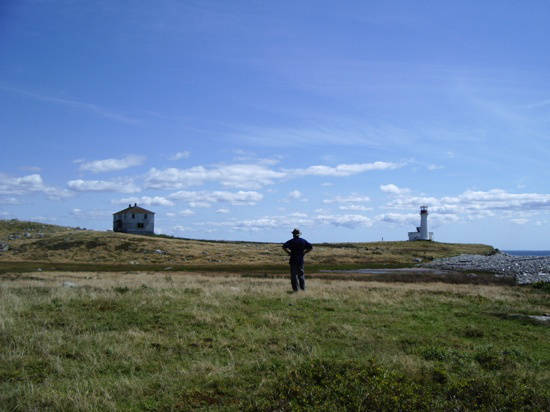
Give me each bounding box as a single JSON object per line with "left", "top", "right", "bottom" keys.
{"left": 1, "top": 1, "right": 550, "bottom": 249}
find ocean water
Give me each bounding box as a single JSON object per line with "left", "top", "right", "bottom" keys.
{"left": 503, "top": 250, "right": 550, "bottom": 257}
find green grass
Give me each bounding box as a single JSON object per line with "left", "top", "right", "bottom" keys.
{"left": 1, "top": 275, "right": 549, "bottom": 410}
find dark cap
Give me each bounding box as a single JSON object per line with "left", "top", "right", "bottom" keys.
{"left": 292, "top": 228, "right": 301, "bottom": 235}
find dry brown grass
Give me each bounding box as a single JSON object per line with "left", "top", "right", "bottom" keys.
{"left": 0, "top": 270, "right": 520, "bottom": 301}
{"left": 0, "top": 220, "right": 495, "bottom": 266}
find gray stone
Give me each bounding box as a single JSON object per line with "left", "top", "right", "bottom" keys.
{"left": 154, "top": 249, "right": 166, "bottom": 255}
{"left": 63, "top": 281, "right": 77, "bottom": 288}
{"left": 424, "top": 252, "right": 550, "bottom": 285}
{"left": 0, "top": 242, "right": 9, "bottom": 252}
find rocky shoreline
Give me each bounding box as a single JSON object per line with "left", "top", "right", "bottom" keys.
{"left": 424, "top": 253, "right": 550, "bottom": 285}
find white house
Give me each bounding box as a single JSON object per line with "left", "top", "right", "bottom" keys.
{"left": 113, "top": 203, "right": 155, "bottom": 235}
{"left": 408, "top": 206, "right": 433, "bottom": 241}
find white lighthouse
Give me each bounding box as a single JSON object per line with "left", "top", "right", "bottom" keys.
{"left": 408, "top": 206, "right": 433, "bottom": 241}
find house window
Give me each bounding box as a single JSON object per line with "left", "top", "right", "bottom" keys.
{"left": 144, "top": 214, "right": 147, "bottom": 219}
{"left": 132, "top": 214, "right": 135, "bottom": 219}
{"left": 137, "top": 223, "right": 144, "bottom": 228}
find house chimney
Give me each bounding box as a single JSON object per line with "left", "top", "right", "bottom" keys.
{"left": 134, "top": 203, "right": 137, "bottom": 207}
{"left": 129, "top": 204, "right": 131, "bottom": 208}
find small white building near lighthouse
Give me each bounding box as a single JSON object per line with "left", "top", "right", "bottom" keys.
{"left": 408, "top": 206, "right": 433, "bottom": 241}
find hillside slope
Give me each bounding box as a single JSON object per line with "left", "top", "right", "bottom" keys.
{"left": 0, "top": 219, "right": 495, "bottom": 266}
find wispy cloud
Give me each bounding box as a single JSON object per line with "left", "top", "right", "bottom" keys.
{"left": 292, "top": 161, "right": 404, "bottom": 177}
{"left": 525, "top": 99, "right": 550, "bottom": 110}
{"left": 0, "top": 86, "right": 139, "bottom": 124}
{"left": 70, "top": 208, "right": 111, "bottom": 219}
{"left": 145, "top": 164, "right": 286, "bottom": 190}
{"left": 115, "top": 196, "right": 175, "bottom": 207}
{"left": 79, "top": 155, "right": 146, "bottom": 173}
{"left": 289, "top": 190, "right": 302, "bottom": 200}
{"left": 0, "top": 174, "right": 71, "bottom": 199}
{"left": 169, "top": 151, "right": 191, "bottom": 161}
{"left": 323, "top": 194, "right": 371, "bottom": 204}
{"left": 166, "top": 209, "right": 195, "bottom": 217}
{"left": 145, "top": 160, "right": 404, "bottom": 191}
{"left": 0, "top": 197, "right": 21, "bottom": 205}
{"left": 380, "top": 184, "right": 410, "bottom": 195}
{"left": 383, "top": 187, "right": 550, "bottom": 223}
{"left": 67, "top": 178, "right": 141, "bottom": 193}
{"left": 169, "top": 190, "right": 263, "bottom": 206}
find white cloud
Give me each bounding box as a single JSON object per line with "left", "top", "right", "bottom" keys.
{"left": 169, "top": 190, "right": 263, "bottom": 206}
{"left": 169, "top": 151, "right": 190, "bottom": 161}
{"left": 145, "top": 160, "right": 402, "bottom": 190}
{"left": 79, "top": 155, "right": 145, "bottom": 173}
{"left": 19, "top": 166, "right": 41, "bottom": 172}
{"left": 339, "top": 205, "right": 372, "bottom": 211}
{"left": 115, "top": 196, "right": 175, "bottom": 207}
{"left": 0, "top": 174, "right": 70, "bottom": 199}
{"left": 315, "top": 214, "right": 373, "bottom": 228}
{"left": 427, "top": 164, "right": 443, "bottom": 171}
{"left": 0, "top": 197, "right": 21, "bottom": 205}
{"left": 375, "top": 213, "right": 418, "bottom": 225}
{"left": 510, "top": 218, "right": 529, "bottom": 225}
{"left": 292, "top": 161, "right": 403, "bottom": 177}
{"left": 178, "top": 209, "right": 195, "bottom": 216}
{"left": 145, "top": 164, "right": 285, "bottom": 190}
{"left": 199, "top": 212, "right": 314, "bottom": 232}
{"left": 289, "top": 190, "right": 302, "bottom": 199}
{"left": 380, "top": 184, "right": 410, "bottom": 195}
{"left": 324, "top": 194, "right": 371, "bottom": 204}
{"left": 216, "top": 208, "right": 230, "bottom": 214}
{"left": 166, "top": 209, "right": 194, "bottom": 217}
{"left": 70, "top": 208, "right": 111, "bottom": 219}
{"left": 383, "top": 188, "right": 550, "bottom": 223}
{"left": 67, "top": 178, "right": 140, "bottom": 193}
{"left": 1, "top": 86, "right": 139, "bottom": 123}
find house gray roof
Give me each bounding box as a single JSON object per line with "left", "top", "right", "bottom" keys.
{"left": 113, "top": 204, "right": 155, "bottom": 215}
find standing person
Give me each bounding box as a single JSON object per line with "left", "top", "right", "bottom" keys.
{"left": 282, "top": 228, "right": 313, "bottom": 292}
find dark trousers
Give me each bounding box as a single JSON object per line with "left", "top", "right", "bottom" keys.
{"left": 290, "top": 261, "right": 305, "bottom": 291}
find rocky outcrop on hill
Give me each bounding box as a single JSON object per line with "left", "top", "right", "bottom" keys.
{"left": 424, "top": 253, "right": 550, "bottom": 285}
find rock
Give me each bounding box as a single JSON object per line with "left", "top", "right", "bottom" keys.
{"left": 37, "top": 268, "right": 43, "bottom": 272}
{"left": 24, "top": 232, "right": 32, "bottom": 238}
{"left": 414, "top": 258, "right": 423, "bottom": 263}
{"left": 154, "top": 249, "right": 166, "bottom": 255}
{"left": 63, "top": 281, "right": 77, "bottom": 288}
{"left": 424, "top": 253, "right": 550, "bottom": 285}
{"left": 0, "top": 242, "right": 9, "bottom": 252}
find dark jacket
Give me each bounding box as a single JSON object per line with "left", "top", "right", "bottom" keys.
{"left": 283, "top": 237, "right": 313, "bottom": 265}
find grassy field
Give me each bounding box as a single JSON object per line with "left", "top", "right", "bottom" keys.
{"left": 1, "top": 219, "right": 495, "bottom": 268}
{"left": 1, "top": 271, "right": 549, "bottom": 410}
